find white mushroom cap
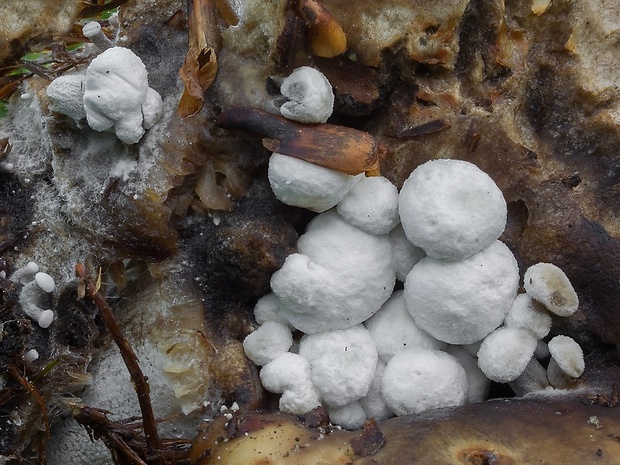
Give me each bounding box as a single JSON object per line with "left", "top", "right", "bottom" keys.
{"left": 34, "top": 272, "right": 55, "bottom": 293}
{"left": 381, "top": 348, "right": 468, "bottom": 416}
{"left": 46, "top": 74, "right": 87, "bottom": 122}
{"left": 142, "top": 87, "right": 164, "bottom": 129}
{"left": 358, "top": 359, "right": 393, "bottom": 421}
{"left": 298, "top": 325, "right": 377, "bottom": 407}
{"left": 476, "top": 327, "right": 538, "bottom": 383}
{"left": 388, "top": 224, "right": 425, "bottom": 282}
{"left": 243, "top": 321, "right": 293, "bottom": 366}
{"left": 523, "top": 263, "right": 579, "bottom": 316}
{"left": 365, "top": 290, "right": 445, "bottom": 362}
{"left": 271, "top": 211, "right": 395, "bottom": 333}
{"left": 10, "top": 261, "right": 39, "bottom": 284}
{"left": 259, "top": 352, "right": 322, "bottom": 414}
{"left": 327, "top": 401, "right": 367, "bottom": 430}
{"left": 280, "top": 66, "right": 334, "bottom": 124}
{"left": 398, "top": 159, "right": 507, "bottom": 260}
{"left": 83, "top": 47, "right": 163, "bottom": 144}
{"left": 38, "top": 310, "right": 55, "bottom": 329}
{"left": 336, "top": 176, "right": 400, "bottom": 235}
{"left": 547, "top": 335, "right": 585, "bottom": 378}
{"left": 253, "top": 292, "right": 292, "bottom": 328}
{"left": 445, "top": 345, "right": 490, "bottom": 403}
{"left": 404, "top": 240, "right": 520, "bottom": 345}
{"left": 268, "top": 153, "right": 363, "bottom": 213}
{"left": 504, "top": 293, "right": 552, "bottom": 339}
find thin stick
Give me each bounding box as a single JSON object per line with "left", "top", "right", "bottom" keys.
{"left": 75, "top": 263, "right": 162, "bottom": 461}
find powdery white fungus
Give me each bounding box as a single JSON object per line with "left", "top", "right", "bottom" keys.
{"left": 271, "top": 210, "right": 395, "bottom": 333}
{"left": 358, "top": 359, "right": 393, "bottom": 421}
{"left": 504, "top": 293, "right": 552, "bottom": 339}
{"left": 10, "top": 261, "right": 39, "bottom": 284}
{"left": 547, "top": 335, "right": 585, "bottom": 378}
{"left": 524, "top": 263, "right": 579, "bottom": 317}
{"left": 83, "top": 47, "right": 163, "bottom": 144}
{"left": 45, "top": 74, "right": 87, "bottom": 122}
{"left": 298, "top": 325, "right": 377, "bottom": 408}
{"left": 18, "top": 272, "right": 56, "bottom": 328}
{"left": 388, "top": 224, "right": 425, "bottom": 281}
{"left": 268, "top": 153, "right": 362, "bottom": 212}
{"left": 404, "top": 240, "right": 519, "bottom": 345}
{"left": 253, "top": 292, "right": 291, "bottom": 327}
{"left": 381, "top": 348, "right": 468, "bottom": 416}
{"left": 365, "top": 290, "right": 444, "bottom": 362}
{"left": 445, "top": 345, "right": 490, "bottom": 403}
{"left": 336, "top": 176, "right": 400, "bottom": 235}
{"left": 327, "top": 401, "right": 367, "bottom": 430}
{"left": 280, "top": 66, "right": 334, "bottom": 124}
{"left": 399, "top": 159, "right": 507, "bottom": 260}
{"left": 242, "top": 321, "right": 293, "bottom": 366}
{"left": 259, "top": 352, "right": 322, "bottom": 414}
{"left": 476, "top": 327, "right": 538, "bottom": 383}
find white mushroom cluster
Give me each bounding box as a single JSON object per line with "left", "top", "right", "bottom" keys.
{"left": 46, "top": 31, "right": 163, "bottom": 145}
{"left": 244, "top": 68, "right": 585, "bottom": 429}
{"left": 10, "top": 262, "right": 56, "bottom": 328}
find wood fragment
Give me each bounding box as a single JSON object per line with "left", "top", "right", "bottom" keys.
{"left": 297, "top": 0, "right": 347, "bottom": 58}
{"left": 394, "top": 119, "right": 451, "bottom": 138}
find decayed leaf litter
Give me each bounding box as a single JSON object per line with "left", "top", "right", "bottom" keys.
{"left": 0, "top": 0, "right": 619, "bottom": 463}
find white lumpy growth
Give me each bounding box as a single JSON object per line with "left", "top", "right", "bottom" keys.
{"left": 279, "top": 66, "right": 334, "bottom": 124}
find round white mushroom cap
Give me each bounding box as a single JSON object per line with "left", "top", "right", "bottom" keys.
{"left": 504, "top": 293, "right": 552, "bottom": 339}
{"left": 243, "top": 321, "right": 293, "bottom": 366}
{"left": 327, "top": 401, "right": 367, "bottom": 430}
{"left": 445, "top": 345, "right": 490, "bottom": 403}
{"left": 547, "top": 335, "right": 585, "bottom": 378}
{"left": 524, "top": 263, "right": 579, "bottom": 317}
{"left": 404, "top": 240, "right": 520, "bottom": 345}
{"left": 336, "top": 176, "right": 400, "bottom": 235}
{"left": 35, "top": 272, "right": 55, "bottom": 293}
{"left": 476, "top": 327, "right": 538, "bottom": 383}
{"left": 388, "top": 224, "right": 425, "bottom": 281}
{"left": 298, "top": 325, "right": 377, "bottom": 407}
{"left": 253, "top": 292, "right": 292, "bottom": 328}
{"left": 46, "top": 74, "right": 87, "bottom": 122}
{"left": 271, "top": 210, "right": 395, "bottom": 333}
{"left": 38, "top": 309, "right": 55, "bottom": 329}
{"left": 268, "top": 153, "right": 362, "bottom": 213}
{"left": 83, "top": 47, "right": 163, "bottom": 144}
{"left": 365, "top": 290, "right": 445, "bottom": 362}
{"left": 381, "top": 348, "right": 468, "bottom": 416}
{"left": 259, "top": 352, "right": 322, "bottom": 415}
{"left": 280, "top": 66, "right": 334, "bottom": 124}
{"left": 398, "top": 159, "right": 507, "bottom": 260}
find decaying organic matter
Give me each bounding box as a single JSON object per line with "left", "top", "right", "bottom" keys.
{"left": 0, "top": 0, "right": 619, "bottom": 463}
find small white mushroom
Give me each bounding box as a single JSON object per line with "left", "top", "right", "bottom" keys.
{"left": 271, "top": 210, "right": 395, "bottom": 333}
{"left": 381, "top": 348, "right": 468, "bottom": 416}
{"left": 336, "top": 176, "right": 400, "bottom": 235}
{"left": 508, "top": 357, "right": 551, "bottom": 397}
{"left": 298, "top": 325, "right": 378, "bottom": 407}
{"left": 45, "top": 74, "right": 87, "bottom": 122}
{"left": 476, "top": 326, "right": 538, "bottom": 383}
{"left": 83, "top": 47, "right": 163, "bottom": 144}
{"left": 259, "top": 352, "right": 322, "bottom": 415}
{"left": 524, "top": 263, "right": 579, "bottom": 316}
{"left": 82, "top": 21, "right": 113, "bottom": 51}
{"left": 445, "top": 345, "right": 490, "bottom": 403}
{"left": 23, "top": 349, "right": 39, "bottom": 363}
{"left": 404, "top": 240, "right": 520, "bottom": 344}
{"left": 547, "top": 335, "right": 585, "bottom": 388}
{"left": 18, "top": 272, "right": 56, "bottom": 328}
{"left": 504, "top": 293, "right": 552, "bottom": 339}
{"left": 242, "top": 321, "right": 293, "bottom": 366}
{"left": 398, "top": 159, "right": 507, "bottom": 260}
{"left": 279, "top": 66, "right": 334, "bottom": 124}
{"left": 268, "top": 153, "right": 362, "bottom": 213}
{"left": 388, "top": 224, "right": 425, "bottom": 282}
{"left": 327, "top": 401, "right": 367, "bottom": 430}
{"left": 9, "top": 262, "right": 39, "bottom": 284}
{"left": 253, "top": 292, "right": 292, "bottom": 328}
{"left": 365, "top": 290, "right": 445, "bottom": 363}
{"left": 358, "top": 359, "right": 393, "bottom": 421}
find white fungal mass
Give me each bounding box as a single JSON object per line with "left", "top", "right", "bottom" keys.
{"left": 244, "top": 69, "right": 582, "bottom": 429}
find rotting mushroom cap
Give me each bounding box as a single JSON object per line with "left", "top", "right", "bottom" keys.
{"left": 398, "top": 159, "right": 507, "bottom": 261}
{"left": 336, "top": 175, "right": 400, "bottom": 235}
{"left": 476, "top": 326, "right": 538, "bottom": 383}
{"left": 279, "top": 66, "right": 335, "bottom": 124}
{"left": 271, "top": 210, "right": 395, "bottom": 333}
{"left": 404, "top": 240, "right": 519, "bottom": 345}
{"left": 381, "top": 348, "right": 468, "bottom": 416}
{"left": 365, "top": 290, "right": 445, "bottom": 362}
{"left": 523, "top": 263, "right": 579, "bottom": 317}
{"left": 298, "top": 325, "right": 378, "bottom": 408}
{"left": 268, "top": 153, "right": 363, "bottom": 213}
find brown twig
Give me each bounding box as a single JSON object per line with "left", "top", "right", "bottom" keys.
{"left": 75, "top": 263, "right": 163, "bottom": 462}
